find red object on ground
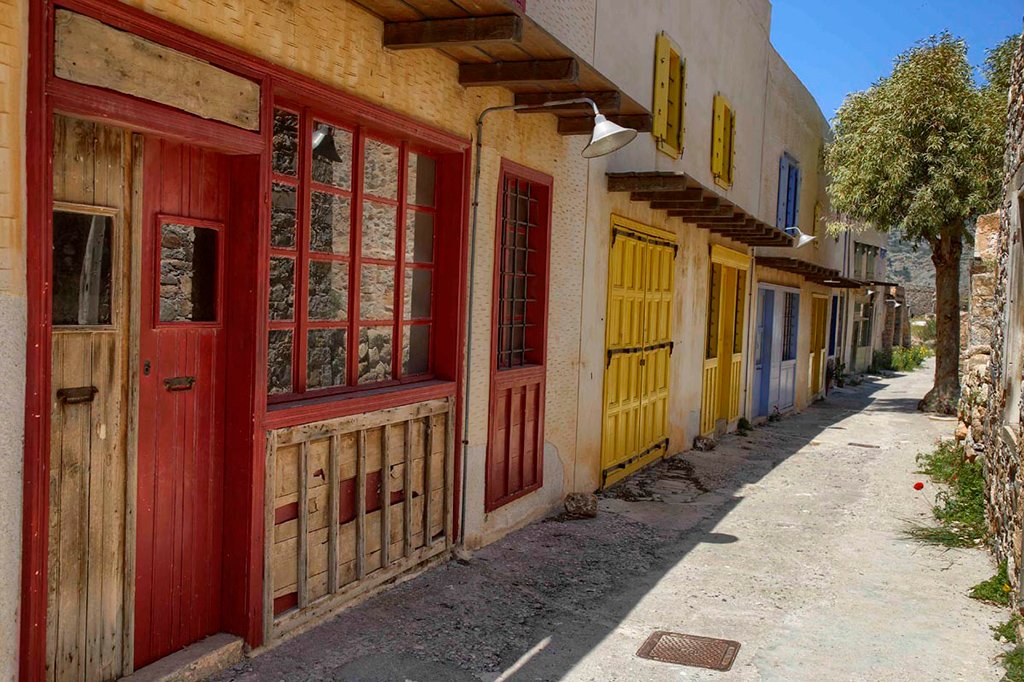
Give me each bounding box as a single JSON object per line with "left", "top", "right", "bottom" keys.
{"left": 914, "top": 482, "right": 925, "bottom": 490}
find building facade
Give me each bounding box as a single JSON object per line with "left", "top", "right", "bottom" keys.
{"left": 2, "top": 0, "right": 891, "bottom": 678}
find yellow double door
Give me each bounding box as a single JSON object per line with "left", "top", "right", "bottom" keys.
{"left": 601, "top": 217, "right": 677, "bottom": 488}
{"left": 700, "top": 246, "right": 750, "bottom": 436}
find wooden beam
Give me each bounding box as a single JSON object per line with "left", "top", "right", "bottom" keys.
{"left": 607, "top": 173, "right": 690, "bottom": 192}
{"left": 515, "top": 91, "right": 621, "bottom": 114}
{"left": 384, "top": 15, "right": 523, "bottom": 49}
{"left": 629, "top": 189, "right": 704, "bottom": 203}
{"left": 557, "top": 114, "right": 652, "bottom": 135}
{"left": 459, "top": 59, "right": 578, "bottom": 86}
{"left": 661, "top": 206, "right": 739, "bottom": 217}
{"left": 690, "top": 215, "right": 753, "bottom": 225}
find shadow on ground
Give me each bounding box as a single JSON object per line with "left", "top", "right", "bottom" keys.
{"left": 217, "top": 376, "right": 911, "bottom": 681}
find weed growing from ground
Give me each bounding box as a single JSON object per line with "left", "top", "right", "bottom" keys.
{"left": 993, "top": 614, "right": 1021, "bottom": 643}
{"left": 737, "top": 417, "right": 751, "bottom": 436}
{"left": 904, "top": 440, "right": 987, "bottom": 548}
{"left": 1004, "top": 645, "right": 1024, "bottom": 681}
{"left": 970, "top": 562, "right": 1011, "bottom": 606}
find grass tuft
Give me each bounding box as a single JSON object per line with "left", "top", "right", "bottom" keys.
{"left": 993, "top": 615, "right": 1021, "bottom": 643}
{"left": 904, "top": 440, "right": 987, "bottom": 548}
{"left": 970, "top": 562, "right": 1011, "bottom": 606}
{"left": 1004, "top": 645, "right": 1024, "bottom": 681}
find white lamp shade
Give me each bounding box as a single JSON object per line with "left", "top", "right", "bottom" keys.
{"left": 582, "top": 114, "right": 638, "bottom": 158}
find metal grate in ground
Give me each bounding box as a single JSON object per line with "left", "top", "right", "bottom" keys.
{"left": 636, "top": 631, "right": 740, "bottom": 671}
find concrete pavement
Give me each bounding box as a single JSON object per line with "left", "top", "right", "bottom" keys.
{"left": 217, "top": 362, "right": 1006, "bottom": 681}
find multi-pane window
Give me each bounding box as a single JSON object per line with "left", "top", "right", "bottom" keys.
{"left": 496, "top": 173, "right": 547, "bottom": 369}
{"left": 711, "top": 94, "right": 736, "bottom": 189}
{"left": 268, "top": 105, "right": 437, "bottom": 398}
{"left": 776, "top": 153, "right": 801, "bottom": 229}
{"left": 653, "top": 32, "right": 686, "bottom": 158}
{"left": 782, "top": 292, "right": 799, "bottom": 361}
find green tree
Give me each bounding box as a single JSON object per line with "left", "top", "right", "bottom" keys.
{"left": 826, "top": 33, "right": 1010, "bottom": 413}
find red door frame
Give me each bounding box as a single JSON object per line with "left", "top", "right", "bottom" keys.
{"left": 484, "top": 159, "right": 553, "bottom": 511}
{"left": 21, "top": 1, "right": 472, "bottom": 679}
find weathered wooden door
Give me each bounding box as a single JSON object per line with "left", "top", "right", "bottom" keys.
{"left": 601, "top": 217, "right": 676, "bottom": 487}
{"left": 700, "top": 246, "right": 749, "bottom": 435}
{"left": 134, "top": 138, "right": 228, "bottom": 667}
{"left": 48, "top": 115, "right": 130, "bottom": 682}
{"left": 485, "top": 165, "right": 551, "bottom": 511}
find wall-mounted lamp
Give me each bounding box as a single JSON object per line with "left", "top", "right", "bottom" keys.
{"left": 312, "top": 124, "right": 344, "bottom": 163}
{"left": 784, "top": 226, "right": 816, "bottom": 248}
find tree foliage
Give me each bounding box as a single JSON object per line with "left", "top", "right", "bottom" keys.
{"left": 825, "top": 33, "right": 1005, "bottom": 245}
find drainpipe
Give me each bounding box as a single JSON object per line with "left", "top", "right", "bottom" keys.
{"left": 459, "top": 98, "right": 604, "bottom": 542}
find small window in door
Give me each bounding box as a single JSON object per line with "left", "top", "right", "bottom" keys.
{"left": 52, "top": 206, "right": 116, "bottom": 326}
{"left": 158, "top": 218, "right": 220, "bottom": 323}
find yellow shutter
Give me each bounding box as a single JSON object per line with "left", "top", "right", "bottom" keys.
{"left": 652, "top": 32, "right": 671, "bottom": 144}
{"left": 678, "top": 57, "right": 686, "bottom": 152}
{"left": 722, "top": 104, "right": 736, "bottom": 187}
{"left": 711, "top": 94, "right": 725, "bottom": 180}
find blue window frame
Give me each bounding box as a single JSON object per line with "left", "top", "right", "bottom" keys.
{"left": 776, "top": 153, "right": 801, "bottom": 229}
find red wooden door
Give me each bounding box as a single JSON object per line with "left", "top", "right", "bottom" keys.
{"left": 135, "top": 138, "right": 228, "bottom": 668}
{"left": 485, "top": 163, "right": 552, "bottom": 511}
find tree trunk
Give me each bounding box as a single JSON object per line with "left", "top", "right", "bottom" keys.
{"left": 919, "top": 227, "right": 963, "bottom": 414}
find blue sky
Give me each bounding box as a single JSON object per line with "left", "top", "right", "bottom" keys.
{"left": 770, "top": 0, "right": 1024, "bottom": 120}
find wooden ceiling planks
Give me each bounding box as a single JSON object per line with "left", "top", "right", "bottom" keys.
{"left": 607, "top": 171, "right": 795, "bottom": 248}
{"left": 355, "top": 0, "right": 649, "bottom": 127}
{"left": 756, "top": 256, "right": 853, "bottom": 285}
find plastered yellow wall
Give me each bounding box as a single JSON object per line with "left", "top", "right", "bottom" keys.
{"left": 0, "top": 0, "right": 25, "bottom": 676}
{"left": 118, "top": 0, "right": 589, "bottom": 547}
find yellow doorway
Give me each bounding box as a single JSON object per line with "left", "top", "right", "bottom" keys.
{"left": 700, "top": 245, "right": 750, "bottom": 435}
{"left": 809, "top": 295, "right": 829, "bottom": 395}
{"left": 601, "top": 216, "right": 677, "bottom": 487}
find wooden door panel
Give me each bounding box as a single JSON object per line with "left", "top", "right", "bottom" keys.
{"left": 48, "top": 115, "right": 129, "bottom": 682}
{"left": 486, "top": 369, "right": 544, "bottom": 509}
{"left": 135, "top": 138, "right": 228, "bottom": 668}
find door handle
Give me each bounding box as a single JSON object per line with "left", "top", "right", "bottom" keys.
{"left": 57, "top": 386, "right": 98, "bottom": 404}
{"left": 164, "top": 376, "right": 196, "bottom": 391}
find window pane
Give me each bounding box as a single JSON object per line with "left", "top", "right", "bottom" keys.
{"left": 402, "top": 325, "right": 430, "bottom": 375}
{"left": 310, "top": 191, "right": 350, "bottom": 255}
{"left": 269, "top": 256, "right": 295, "bottom": 320}
{"left": 360, "top": 264, "right": 395, "bottom": 320}
{"left": 311, "top": 122, "right": 353, "bottom": 190}
{"left": 308, "top": 260, "right": 348, "bottom": 320}
{"left": 307, "top": 328, "right": 346, "bottom": 389}
{"left": 403, "top": 268, "right": 432, "bottom": 320}
{"left": 159, "top": 222, "right": 217, "bottom": 322}
{"left": 406, "top": 152, "right": 436, "bottom": 207}
{"left": 52, "top": 210, "right": 114, "bottom": 326}
{"left": 267, "top": 329, "right": 293, "bottom": 394}
{"left": 358, "top": 326, "right": 393, "bottom": 384}
{"left": 272, "top": 109, "right": 298, "bottom": 176}
{"left": 362, "top": 200, "right": 397, "bottom": 260}
{"left": 363, "top": 138, "right": 398, "bottom": 200}
{"left": 271, "top": 182, "right": 297, "bottom": 249}
{"left": 405, "top": 210, "right": 434, "bottom": 263}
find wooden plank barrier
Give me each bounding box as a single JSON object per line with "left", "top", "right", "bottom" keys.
{"left": 264, "top": 397, "right": 455, "bottom": 640}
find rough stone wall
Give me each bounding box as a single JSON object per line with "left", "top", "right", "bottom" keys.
{"left": 981, "top": 31, "right": 1024, "bottom": 607}
{"left": 0, "top": 0, "right": 26, "bottom": 675}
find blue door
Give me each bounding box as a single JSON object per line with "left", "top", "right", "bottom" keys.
{"left": 754, "top": 288, "right": 774, "bottom": 417}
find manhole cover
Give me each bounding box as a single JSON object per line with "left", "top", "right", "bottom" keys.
{"left": 636, "top": 631, "right": 740, "bottom": 671}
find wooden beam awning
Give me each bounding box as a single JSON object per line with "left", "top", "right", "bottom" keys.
{"left": 355, "top": 0, "right": 650, "bottom": 136}
{"left": 606, "top": 172, "right": 794, "bottom": 248}
{"left": 757, "top": 257, "right": 860, "bottom": 287}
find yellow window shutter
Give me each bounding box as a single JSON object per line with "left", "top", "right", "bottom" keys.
{"left": 652, "top": 32, "right": 671, "bottom": 143}
{"left": 711, "top": 94, "right": 725, "bottom": 178}
{"left": 726, "top": 106, "right": 736, "bottom": 186}
{"left": 677, "top": 58, "right": 687, "bottom": 153}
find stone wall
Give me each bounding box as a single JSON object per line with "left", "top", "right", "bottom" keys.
{"left": 979, "top": 31, "right": 1024, "bottom": 614}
